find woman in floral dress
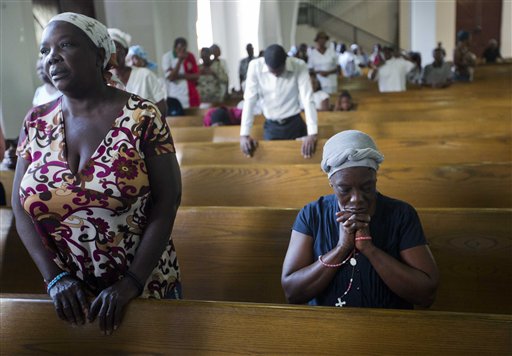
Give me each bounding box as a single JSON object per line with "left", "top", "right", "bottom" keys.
{"left": 12, "top": 13, "right": 182, "bottom": 335}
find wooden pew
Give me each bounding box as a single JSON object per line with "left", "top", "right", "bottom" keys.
{"left": 3, "top": 207, "right": 511, "bottom": 314}
{"left": 175, "top": 138, "right": 511, "bottom": 166}
{"left": 2, "top": 296, "right": 511, "bottom": 355}
{"left": 169, "top": 117, "right": 510, "bottom": 143}
{"left": 180, "top": 163, "right": 512, "bottom": 208}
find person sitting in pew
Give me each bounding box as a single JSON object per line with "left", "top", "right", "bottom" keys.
{"left": 422, "top": 45, "right": 453, "bottom": 88}
{"left": 12, "top": 13, "right": 182, "bottom": 335}
{"left": 333, "top": 90, "right": 356, "bottom": 111}
{"left": 240, "top": 44, "right": 318, "bottom": 159}
{"left": 203, "top": 106, "right": 242, "bottom": 126}
{"left": 309, "top": 74, "right": 330, "bottom": 111}
{"left": 126, "top": 45, "right": 158, "bottom": 72}
{"left": 282, "top": 130, "right": 439, "bottom": 308}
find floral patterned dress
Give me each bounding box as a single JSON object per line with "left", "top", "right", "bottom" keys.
{"left": 17, "top": 95, "right": 180, "bottom": 299}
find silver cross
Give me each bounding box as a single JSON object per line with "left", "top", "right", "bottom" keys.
{"left": 335, "top": 298, "right": 346, "bottom": 307}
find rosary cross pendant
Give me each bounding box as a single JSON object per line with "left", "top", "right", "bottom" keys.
{"left": 335, "top": 298, "right": 346, "bottom": 307}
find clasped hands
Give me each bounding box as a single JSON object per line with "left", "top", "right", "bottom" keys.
{"left": 48, "top": 275, "right": 140, "bottom": 335}
{"left": 336, "top": 210, "right": 373, "bottom": 253}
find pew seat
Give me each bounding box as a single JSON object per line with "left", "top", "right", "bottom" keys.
{"left": 1, "top": 296, "right": 510, "bottom": 355}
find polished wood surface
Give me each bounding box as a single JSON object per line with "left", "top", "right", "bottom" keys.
{"left": 176, "top": 138, "right": 511, "bottom": 165}
{"left": 180, "top": 162, "right": 512, "bottom": 208}
{"left": 2, "top": 296, "right": 511, "bottom": 355}
{"left": 3, "top": 207, "right": 510, "bottom": 314}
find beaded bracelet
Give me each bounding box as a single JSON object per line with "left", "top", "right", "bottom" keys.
{"left": 125, "top": 270, "right": 144, "bottom": 296}
{"left": 355, "top": 236, "right": 372, "bottom": 241}
{"left": 46, "top": 271, "right": 70, "bottom": 293}
{"left": 318, "top": 250, "right": 354, "bottom": 268}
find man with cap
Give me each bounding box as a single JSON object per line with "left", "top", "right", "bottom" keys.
{"left": 281, "top": 130, "right": 439, "bottom": 308}
{"left": 240, "top": 44, "right": 318, "bottom": 158}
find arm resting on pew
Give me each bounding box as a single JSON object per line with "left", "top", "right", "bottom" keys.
{"left": 359, "top": 242, "right": 439, "bottom": 307}
{"left": 12, "top": 155, "right": 90, "bottom": 325}
{"left": 89, "top": 152, "right": 182, "bottom": 333}
{"left": 282, "top": 230, "right": 354, "bottom": 304}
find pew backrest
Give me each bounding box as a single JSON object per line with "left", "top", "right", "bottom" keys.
{"left": 2, "top": 296, "right": 511, "bottom": 354}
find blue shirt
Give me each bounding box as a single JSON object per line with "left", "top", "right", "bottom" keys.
{"left": 292, "top": 193, "right": 427, "bottom": 308}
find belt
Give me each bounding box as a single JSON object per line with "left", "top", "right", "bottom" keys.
{"left": 267, "top": 114, "right": 300, "bottom": 125}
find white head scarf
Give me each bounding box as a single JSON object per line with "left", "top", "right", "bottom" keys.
{"left": 107, "top": 28, "right": 132, "bottom": 49}
{"left": 48, "top": 12, "right": 115, "bottom": 69}
{"left": 321, "top": 130, "right": 384, "bottom": 179}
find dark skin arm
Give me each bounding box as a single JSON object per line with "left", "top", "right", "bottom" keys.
{"left": 88, "top": 151, "right": 182, "bottom": 335}
{"left": 155, "top": 99, "right": 167, "bottom": 119}
{"left": 281, "top": 212, "right": 361, "bottom": 303}
{"left": 12, "top": 156, "right": 89, "bottom": 326}
{"left": 282, "top": 211, "right": 439, "bottom": 306}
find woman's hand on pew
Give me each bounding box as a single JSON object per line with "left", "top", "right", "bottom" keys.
{"left": 88, "top": 278, "right": 140, "bottom": 335}
{"left": 49, "top": 276, "right": 89, "bottom": 326}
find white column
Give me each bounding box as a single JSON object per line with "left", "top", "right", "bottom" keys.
{"left": 406, "top": 0, "right": 456, "bottom": 63}
{"left": 0, "top": 0, "right": 39, "bottom": 138}
{"left": 411, "top": 1, "right": 437, "bottom": 63}
{"left": 501, "top": 0, "right": 511, "bottom": 57}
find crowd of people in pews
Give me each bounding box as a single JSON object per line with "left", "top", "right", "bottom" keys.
{"left": 1, "top": 11, "right": 507, "bottom": 337}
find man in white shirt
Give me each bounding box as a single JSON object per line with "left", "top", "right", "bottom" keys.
{"left": 370, "top": 46, "right": 416, "bottom": 92}
{"left": 241, "top": 44, "right": 318, "bottom": 158}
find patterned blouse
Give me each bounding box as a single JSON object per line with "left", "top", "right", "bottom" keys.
{"left": 17, "top": 95, "right": 180, "bottom": 299}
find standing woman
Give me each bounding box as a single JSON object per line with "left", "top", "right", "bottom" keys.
{"left": 308, "top": 31, "right": 339, "bottom": 94}
{"left": 108, "top": 28, "right": 167, "bottom": 116}
{"left": 162, "top": 37, "right": 200, "bottom": 112}
{"left": 12, "top": 13, "right": 182, "bottom": 335}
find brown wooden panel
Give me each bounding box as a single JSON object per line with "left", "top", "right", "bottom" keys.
{"left": 456, "top": 0, "right": 502, "bottom": 57}
{"left": 176, "top": 138, "right": 511, "bottom": 166}
{"left": 1, "top": 296, "right": 511, "bottom": 355}
{"left": 181, "top": 163, "right": 512, "bottom": 208}
{"left": 2, "top": 207, "right": 511, "bottom": 314}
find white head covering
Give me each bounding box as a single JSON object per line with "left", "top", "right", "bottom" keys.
{"left": 48, "top": 12, "right": 115, "bottom": 69}
{"left": 321, "top": 130, "right": 384, "bottom": 179}
{"left": 107, "top": 28, "right": 132, "bottom": 49}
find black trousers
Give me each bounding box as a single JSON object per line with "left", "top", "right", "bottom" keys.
{"left": 263, "top": 113, "right": 307, "bottom": 140}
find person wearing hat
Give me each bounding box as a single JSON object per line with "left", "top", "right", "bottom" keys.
{"left": 108, "top": 28, "right": 167, "bottom": 116}
{"left": 240, "top": 44, "right": 318, "bottom": 158}
{"left": 13, "top": 13, "right": 182, "bottom": 335}
{"left": 453, "top": 30, "right": 476, "bottom": 82}
{"left": 281, "top": 130, "right": 439, "bottom": 308}
{"left": 308, "top": 31, "right": 339, "bottom": 94}
{"left": 127, "top": 45, "right": 158, "bottom": 72}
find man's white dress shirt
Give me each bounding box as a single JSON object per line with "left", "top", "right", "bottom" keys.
{"left": 241, "top": 57, "right": 318, "bottom": 136}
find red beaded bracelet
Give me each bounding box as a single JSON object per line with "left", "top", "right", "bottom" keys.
{"left": 355, "top": 236, "right": 372, "bottom": 241}
{"left": 318, "top": 250, "right": 354, "bottom": 268}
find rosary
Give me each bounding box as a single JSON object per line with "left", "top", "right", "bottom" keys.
{"left": 318, "top": 237, "right": 372, "bottom": 308}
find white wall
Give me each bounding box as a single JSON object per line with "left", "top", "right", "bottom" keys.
{"left": 501, "top": 0, "right": 511, "bottom": 57}
{"left": 401, "top": 0, "right": 455, "bottom": 62}
{"left": 97, "top": 0, "right": 198, "bottom": 77}
{"left": 329, "top": 0, "right": 398, "bottom": 44}
{"left": 435, "top": 0, "right": 455, "bottom": 62}
{"left": 0, "top": 0, "right": 39, "bottom": 138}
{"left": 411, "top": 1, "right": 437, "bottom": 63}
